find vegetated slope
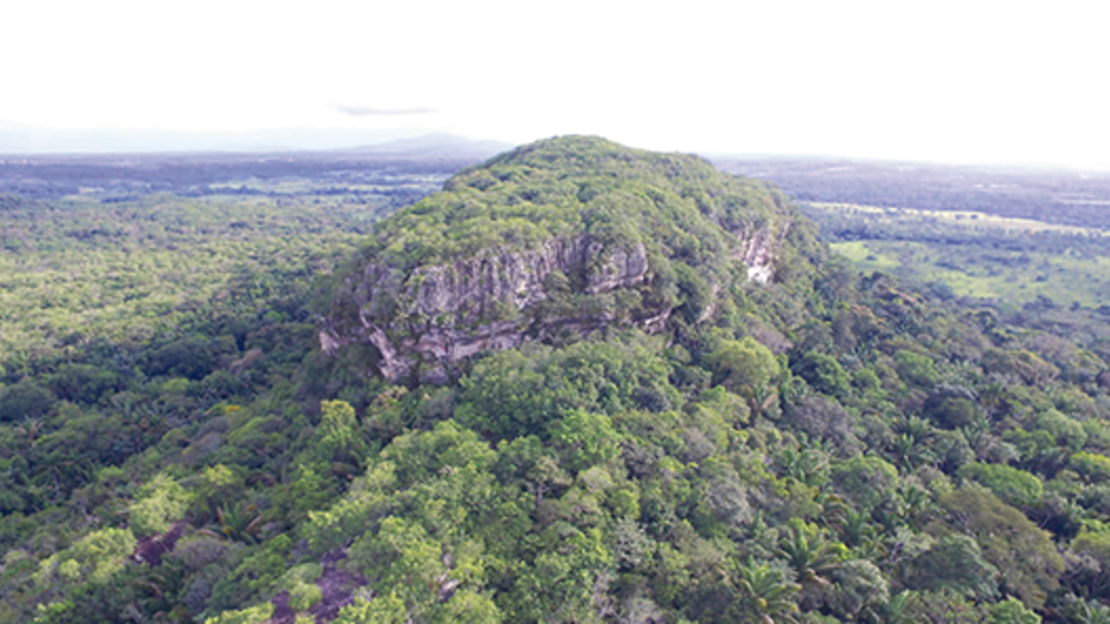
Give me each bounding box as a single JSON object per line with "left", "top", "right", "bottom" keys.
{"left": 323, "top": 135, "right": 812, "bottom": 384}
{"left": 8, "top": 137, "right": 1110, "bottom": 623}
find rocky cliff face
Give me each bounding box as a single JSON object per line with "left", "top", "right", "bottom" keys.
{"left": 323, "top": 226, "right": 785, "bottom": 384}
{"left": 738, "top": 222, "right": 791, "bottom": 284}
{"left": 321, "top": 235, "right": 661, "bottom": 383}
{"left": 320, "top": 136, "right": 801, "bottom": 384}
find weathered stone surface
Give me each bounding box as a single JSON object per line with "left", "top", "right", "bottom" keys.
{"left": 321, "top": 224, "right": 784, "bottom": 384}
{"left": 318, "top": 136, "right": 799, "bottom": 383}
{"left": 321, "top": 235, "right": 660, "bottom": 383}
{"left": 737, "top": 222, "right": 790, "bottom": 284}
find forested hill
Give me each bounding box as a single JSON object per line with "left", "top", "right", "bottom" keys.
{"left": 4, "top": 137, "right": 1110, "bottom": 623}
{"left": 322, "top": 136, "right": 813, "bottom": 385}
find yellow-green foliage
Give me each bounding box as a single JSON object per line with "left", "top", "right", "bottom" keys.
{"left": 366, "top": 136, "right": 784, "bottom": 270}
{"left": 1070, "top": 451, "right": 1110, "bottom": 483}
{"left": 202, "top": 464, "right": 240, "bottom": 489}
{"left": 276, "top": 563, "right": 323, "bottom": 612}
{"left": 706, "top": 337, "right": 779, "bottom": 393}
{"left": 432, "top": 589, "right": 503, "bottom": 623}
{"left": 1071, "top": 525, "right": 1110, "bottom": 566}
{"left": 988, "top": 597, "right": 1042, "bottom": 624}
{"left": 335, "top": 593, "right": 407, "bottom": 624}
{"left": 128, "top": 473, "right": 194, "bottom": 537}
{"left": 203, "top": 602, "right": 274, "bottom": 624}
{"left": 894, "top": 349, "right": 940, "bottom": 387}
{"left": 34, "top": 527, "right": 136, "bottom": 588}
{"left": 958, "top": 462, "right": 1043, "bottom": 507}
{"left": 304, "top": 461, "right": 397, "bottom": 552}
{"left": 549, "top": 410, "right": 620, "bottom": 474}
{"left": 348, "top": 516, "right": 445, "bottom": 619}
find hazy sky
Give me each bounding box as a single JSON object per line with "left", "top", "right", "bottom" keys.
{"left": 4, "top": 0, "right": 1108, "bottom": 168}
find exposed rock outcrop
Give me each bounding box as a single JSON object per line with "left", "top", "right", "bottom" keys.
{"left": 320, "top": 136, "right": 801, "bottom": 384}
{"left": 321, "top": 236, "right": 661, "bottom": 383}
{"left": 737, "top": 221, "right": 792, "bottom": 284}
{"left": 323, "top": 224, "right": 786, "bottom": 384}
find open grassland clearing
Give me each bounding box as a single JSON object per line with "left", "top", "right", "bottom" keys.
{"left": 806, "top": 202, "right": 1110, "bottom": 307}
{"left": 831, "top": 239, "right": 1110, "bottom": 306}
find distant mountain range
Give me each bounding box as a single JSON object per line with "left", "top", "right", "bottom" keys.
{"left": 0, "top": 120, "right": 512, "bottom": 157}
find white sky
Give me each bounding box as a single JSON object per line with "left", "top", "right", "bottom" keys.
{"left": 3, "top": 0, "right": 1109, "bottom": 169}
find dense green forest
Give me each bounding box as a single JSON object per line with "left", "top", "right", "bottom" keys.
{"left": 4, "top": 137, "right": 1110, "bottom": 623}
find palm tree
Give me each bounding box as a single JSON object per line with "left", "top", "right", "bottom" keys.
{"left": 775, "top": 447, "right": 830, "bottom": 488}
{"left": 1069, "top": 599, "right": 1110, "bottom": 624}
{"left": 744, "top": 381, "right": 780, "bottom": 421}
{"left": 13, "top": 416, "right": 43, "bottom": 445}
{"left": 776, "top": 527, "right": 839, "bottom": 589}
{"left": 890, "top": 416, "right": 935, "bottom": 470}
{"left": 832, "top": 506, "right": 882, "bottom": 556}
{"left": 896, "top": 483, "right": 934, "bottom": 530}
{"left": 217, "top": 501, "right": 262, "bottom": 543}
{"left": 881, "top": 590, "right": 914, "bottom": 624}
{"left": 734, "top": 557, "right": 801, "bottom": 624}
{"left": 889, "top": 433, "right": 918, "bottom": 472}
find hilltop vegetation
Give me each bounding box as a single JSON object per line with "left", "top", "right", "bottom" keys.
{"left": 362, "top": 136, "right": 789, "bottom": 267}
{"left": 3, "top": 138, "right": 1110, "bottom": 623}
{"left": 326, "top": 136, "right": 811, "bottom": 384}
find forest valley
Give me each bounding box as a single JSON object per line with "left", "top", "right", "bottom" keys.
{"left": 3, "top": 136, "right": 1110, "bottom": 623}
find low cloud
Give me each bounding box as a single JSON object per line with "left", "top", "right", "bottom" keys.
{"left": 334, "top": 104, "right": 438, "bottom": 116}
